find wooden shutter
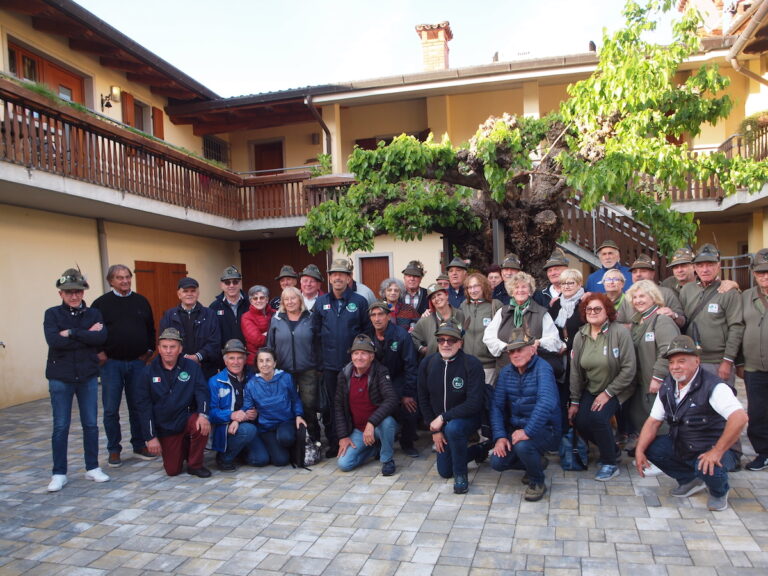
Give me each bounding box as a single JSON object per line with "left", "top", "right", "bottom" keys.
{"left": 151, "top": 106, "right": 164, "bottom": 139}
{"left": 121, "top": 91, "right": 135, "bottom": 127}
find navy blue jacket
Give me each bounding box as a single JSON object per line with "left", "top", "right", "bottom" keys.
{"left": 492, "top": 283, "right": 510, "bottom": 305}
{"left": 312, "top": 287, "right": 371, "bottom": 371}
{"left": 365, "top": 321, "right": 418, "bottom": 398}
{"left": 490, "top": 355, "right": 561, "bottom": 451}
{"left": 135, "top": 356, "right": 209, "bottom": 439}
{"left": 209, "top": 291, "right": 250, "bottom": 346}
{"left": 44, "top": 303, "right": 106, "bottom": 382}
{"left": 159, "top": 303, "right": 221, "bottom": 378}
{"left": 417, "top": 349, "right": 485, "bottom": 423}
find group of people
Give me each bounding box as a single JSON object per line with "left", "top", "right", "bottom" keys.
{"left": 43, "top": 241, "right": 768, "bottom": 511}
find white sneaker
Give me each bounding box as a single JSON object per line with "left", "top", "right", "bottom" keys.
{"left": 633, "top": 460, "right": 664, "bottom": 477}
{"left": 84, "top": 467, "right": 110, "bottom": 483}
{"left": 47, "top": 474, "right": 67, "bottom": 492}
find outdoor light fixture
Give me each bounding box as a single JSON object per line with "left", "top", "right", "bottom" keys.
{"left": 100, "top": 86, "right": 121, "bottom": 111}
{"left": 100, "top": 93, "right": 112, "bottom": 111}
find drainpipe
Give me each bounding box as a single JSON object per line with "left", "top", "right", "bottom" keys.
{"left": 96, "top": 218, "right": 110, "bottom": 293}
{"left": 305, "top": 94, "right": 332, "bottom": 157}
{"left": 728, "top": 0, "right": 768, "bottom": 87}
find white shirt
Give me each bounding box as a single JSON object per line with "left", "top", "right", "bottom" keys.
{"left": 483, "top": 306, "right": 564, "bottom": 357}
{"left": 649, "top": 369, "right": 744, "bottom": 421}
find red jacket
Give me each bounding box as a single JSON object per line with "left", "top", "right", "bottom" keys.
{"left": 241, "top": 305, "right": 274, "bottom": 365}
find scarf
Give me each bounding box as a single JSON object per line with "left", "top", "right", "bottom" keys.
{"left": 555, "top": 288, "right": 584, "bottom": 328}
{"left": 510, "top": 298, "right": 530, "bottom": 327}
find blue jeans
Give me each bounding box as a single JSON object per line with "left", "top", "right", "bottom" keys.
{"left": 220, "top": 421, "right": 258, "bottom": 464}
{"left": 100, "top": 358, "right": 146, "bottom": 453}
{"left": 49, "top": 378, "right": 99, "bottom": 475}
{"left": 436, "top": 416, "right": 483, "bottom": 479}
{"left": 646, "top": 434, "right": 739, "bottom": 498}
{"left": 337, "top": 416, "right": 396, "bottom": 472}
{"left": 491, "top": 439, "right": 548, "bottom": 484}
{"left": 248, "top": 421, "right": 297, "bottom": 467}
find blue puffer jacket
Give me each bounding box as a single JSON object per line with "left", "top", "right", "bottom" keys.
{"left": 134, "top": 356, "right": 209, "bottom": 439}
{"left": 242, "top": 370, "right": 303, "bottom": 431}
{"left": 312, "top": 288, "right": 371, "bottom": 371}
{"left": 490, "top": 355, "right": 561, "bottom": 451}
{"left": 44, "top": 303, "right": 107, "bottom": 382}
{"left": 208, "top": 367, "right": 254, "bottom": 452}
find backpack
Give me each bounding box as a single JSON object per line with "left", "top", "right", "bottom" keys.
{"left": 559, "top": 427, "right": 588, "bottom": 471}
{"left": 291, "top": 423, "right": 322, "bottom": 469}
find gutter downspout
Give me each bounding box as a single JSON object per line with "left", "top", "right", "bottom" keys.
{"left": 305, "top": 94, "right": 332, "bottom": 157}
{"left": 728, "top": 0, "right": 768, "bottom": 87}
{"left": 97, "top": 218, "right": 110, "bottom": 293}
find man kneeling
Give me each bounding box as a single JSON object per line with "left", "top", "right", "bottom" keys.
{"left": 490, "top": 328, "right": 561, "bottom": 501}
{"left": 334, "top": 334, "right": 398, "bottom": 476}
{"left": 635, "top": 335, "right": 747, "bottom": 511}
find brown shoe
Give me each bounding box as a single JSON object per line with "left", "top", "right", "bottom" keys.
{"left": 107, "top": 452, "right": 122, "bottom": 468}
{"left": 524, "top": 483, "right": 546, "bottom": 502}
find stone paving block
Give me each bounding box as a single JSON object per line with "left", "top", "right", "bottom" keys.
{"left": 427, "top": 565, "right": 469, "bottom": 576}
{"left": 580, "top": 557, "right": 619, "bottom": 575}
{"left": 469, "top": 550, "right": 527, "bottom": 570}
{"left": 280, "top": 555, "right": 332, "bottom": 575}
{"left": 440, "top": 540, "right": 477, "bottom": 559}
{"left": 358, "top": 558, "right": 400, "bottom": 576}
{"left": 617, "top": 562, "right": 668, "bottom": 575}
{"left": 689, "top": 548, "right": 737, "bottom": 566}
{"left": 319, "top": 552, "right": 369, "bottom": 576}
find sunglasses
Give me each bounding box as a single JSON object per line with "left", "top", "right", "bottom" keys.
{"left": 223, "top": 279, "right": 241, "bottom": 286}
{"left": 436, "top": 337, "right": 459, "bottom": 345}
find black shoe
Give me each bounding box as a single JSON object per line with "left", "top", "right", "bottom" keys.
{"left": 187, "top": 466, "right": 212, "bottom": 478}
{"left": 402, "top": 446, "right": 420, "bottom": 458}
{"left": 475, "top": 440, "right": 492, "bottom": 464}
{"left": 453, "top": 474, "right": 469, "bottom": 494}
{"left": 746, "top": 455, "right": 768, "bottom": 471}
{"left": 217, "top": 460, "right": 237, "bottom": 473}
{"left": 381, "top": 460, "right": 396, "bottom": 476}
{"left": 325, "top": 446, "right": 338, "bottom": 459}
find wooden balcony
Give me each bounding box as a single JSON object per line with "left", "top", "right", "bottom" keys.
{"left": 0, "top": 77, "right": 340, "bottom": 222}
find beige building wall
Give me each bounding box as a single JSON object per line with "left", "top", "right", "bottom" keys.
{"left": 0, "top": 205, "right": 240, "bottom": 408}
{"left": 228, "top": 122, "right": 323, "bottom": 173}
{"left": 697, "top": 221, "right": 746, "bottom": 256}
{"left": 447, "top": 89, "right": 523, "bottom": 143}
{"left": 0, "top": 9, "right": 201, "bottom": 155}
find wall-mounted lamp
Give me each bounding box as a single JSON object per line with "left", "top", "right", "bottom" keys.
{"left": 100, "top": 86, "right": 122, "bottom": 111}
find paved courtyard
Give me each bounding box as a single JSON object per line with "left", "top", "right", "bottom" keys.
{"left": 1, "top": 394, "right": 768, "bottom": 576}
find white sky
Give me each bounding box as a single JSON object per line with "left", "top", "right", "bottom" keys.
{"left": 73, "top": 0, "right": 675, "bottom": 98}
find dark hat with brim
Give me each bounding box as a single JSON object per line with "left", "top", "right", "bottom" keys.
{"left": 158, "top": 327, "right": 184, "bottom": 342}
{"left": 629, "top": 254, "right": 656, "bottom": 271}
{"left": 349, "top": 334, "right": 375, "bottom": 353}
{"left": 501, "top": 253, "right": 521, "bottom": 270}
{"left": 753, "top": 248, "right": 768, "bottom": 272}
{"left": 446, "top": 257, "right": 468, "bottom": 270}
{"left": 368, "top": 300, "right": 390, "bottom": 314}
{"left": 506, "top": 327, "right": 535, "bottom": 352}
{"left": 542, "top": 249, "right": 568, "bottom": 270}
{"left": 222, "top": 339, "right": 247, "bottom": 355}
{"left": 667, "top": 247, "right": 694, "bottom": 268}
{"left": 300, "top": 264, "right": 324, "bottom": 283}
{"left": 275, "top": 265, "right": 298, "bottom": 280}
{"left": 435, "top": 321, "right": 462, "bottom": 339}
{"left": 328, "top": 258, "right": 352, "bottom": 274}
{"left": 664, "top": 335, "right": 701, "bottom": 358}
{"left": 426, "top": 283, "right": 448, "bottom": 299}
{"left": 402, "top": 260, "right": 425, "bottom": 277}
{"left": 220, "top": 266, "right": 242, "bottom": 281}
{"left": 596, "top": 240, "right": 620, "bottom": 254}
{"left": 178, "top": 277, "right": 199, "bottom": 289}
{"left": 56, "top": 268, "right": 89, "bottom": 290}
{"left": 693, "top": 243, "right": 720, "bottom": 263}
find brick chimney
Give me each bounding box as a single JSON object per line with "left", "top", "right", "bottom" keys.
{"left": 415, "top": 22, "right": 453, "bottom": 71}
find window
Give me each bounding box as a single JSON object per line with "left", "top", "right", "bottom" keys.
{"left": 6, "top": 42, "right": 84, "bottom": 104}
{"left": 203, "top": 135, "right": 230, "bottom": 166}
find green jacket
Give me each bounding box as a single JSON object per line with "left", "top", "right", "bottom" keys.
{"left": 570, "top": 321, "right": 637, "bottom": 404}
{"left": 741, "top": 287, "right": 768, "bottom": 372}
{"left": 679, "top": 281, "right": 744, "bottom": 364}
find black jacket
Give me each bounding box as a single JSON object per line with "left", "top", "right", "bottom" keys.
{"left": 417, "top": 349, "right": 485, "bottom": 424}
{"left": 334, "top": 361, "right": 398, "bottom": 438}
{"left": 44, "top": 303, "right": 106, "bottom": 382}
{"left": 365, "top": 322, "right": 418, "bottom": 398}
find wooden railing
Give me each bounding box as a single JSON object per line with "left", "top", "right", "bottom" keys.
{"left": 0, "top": 78, "right": 341, "bottom": 221}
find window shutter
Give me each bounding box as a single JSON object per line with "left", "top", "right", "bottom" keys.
{"left": 151, "top": 106, "right": 165, "bottom": 140}
{"left": 122, "top": 91, "right": 135, "bottom": 126}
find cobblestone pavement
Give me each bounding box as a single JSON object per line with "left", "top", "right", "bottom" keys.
{"left": 1, "top": 394, "right": 767, "bottom": 576}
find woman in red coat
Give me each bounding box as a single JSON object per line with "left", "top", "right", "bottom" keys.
{"left": 241, "top": 285, "right": 274, "bottom": 366}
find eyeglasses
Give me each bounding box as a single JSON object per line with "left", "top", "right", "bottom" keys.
{"left": 223, "top": 279, "right": 241, "bottom": 286}
{"left": 561, "top": 281, "right": 578, "bottom": 287}
{"left": 436, "top": 337, "right": 459, "bottom": 345}
{"left": 585, "top": 306, "right": 604, "bottom": 314}
{"left": 250, "top": 295, "right": 267, "bottom": 300}
{"left": 603, "top": 278, "right": 623, "bottom": 284}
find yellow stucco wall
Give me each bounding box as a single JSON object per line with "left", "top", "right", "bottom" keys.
{"left": 0, "top": 205, "right": 240, "bottom": 408}
{"left": 227, "top": 122, "right": 323, "bottom": 173}
{"left": 696, "top": 221, "right": 747, "bottom": 256}
{"left": 0, "top": 10, "right": 201, "bottom": 155}
{"left": 446, "top": 89, "right": 523, "bottom": 144}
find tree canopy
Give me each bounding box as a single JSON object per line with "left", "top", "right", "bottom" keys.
{"left": 297, "top": 0, "right": 768, "bottom": 272}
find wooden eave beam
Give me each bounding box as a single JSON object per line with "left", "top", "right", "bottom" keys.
{"left": 69, "top": 37, "right": 119, "bottom": 55}
{"left": 149, "top": 85, "right": 196, "bottom": 99}
{"left": 0, "top": 0, "right": 47, "bottom": 15}
{"left": 188, "top": 111, "right": 316, "bottom": 135}
{"left": 99, "top": 56, "right": 146, "bottom": 72}
{"left": 32, "top": 15, "right": 89, "bottom": 36}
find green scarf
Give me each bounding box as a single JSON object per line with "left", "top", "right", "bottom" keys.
{"left": 511, "top": 299, "right": 530, "bottom": 327}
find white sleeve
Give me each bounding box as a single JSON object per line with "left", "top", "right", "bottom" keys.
{"left": 649, "top": 393, "right": 667, "bottom": 421}
{"left": 482, "top": 308, "right": 507, "bottom": 357}
{"left": 709, "top": 383, "right": 745, "bottom": 420}
{"left": 539, "top": 314, "right": 565, "bottom": 352}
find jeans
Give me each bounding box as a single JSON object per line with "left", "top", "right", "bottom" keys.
{"left": 49, "top": 378, "right": 99, "bottom": 475}
{"left": 248, "top": 421, "right": 297, "bottom": 467}
{"left": 220, "top": 421, "right": 258, "bottom": 464}
{"left": 645, "top": 434, "right": 739, "bottom": 497}
{"left": 100, "top": 358, "right": 146, "bottom": 454}
{"left": 745, "top": 370, "right": 768, "bottom": 457}
{"left": 337, "top": 416, "right": 396, "bottom": 471}
{"left": 435, "top": 416, "right": 483, "bottom": 479}
{"left": 490, "top": 439, "right": 547, "bottom": 484}
{"left": 573, "top": 391, "right": 620, "bottom": 465}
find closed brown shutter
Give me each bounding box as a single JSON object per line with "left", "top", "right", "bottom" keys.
{"left": 152, "top": 106, "right": 164, "bottom": 139}
{"left": 121, "top": 91, "right": 135, "bottom": 127}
